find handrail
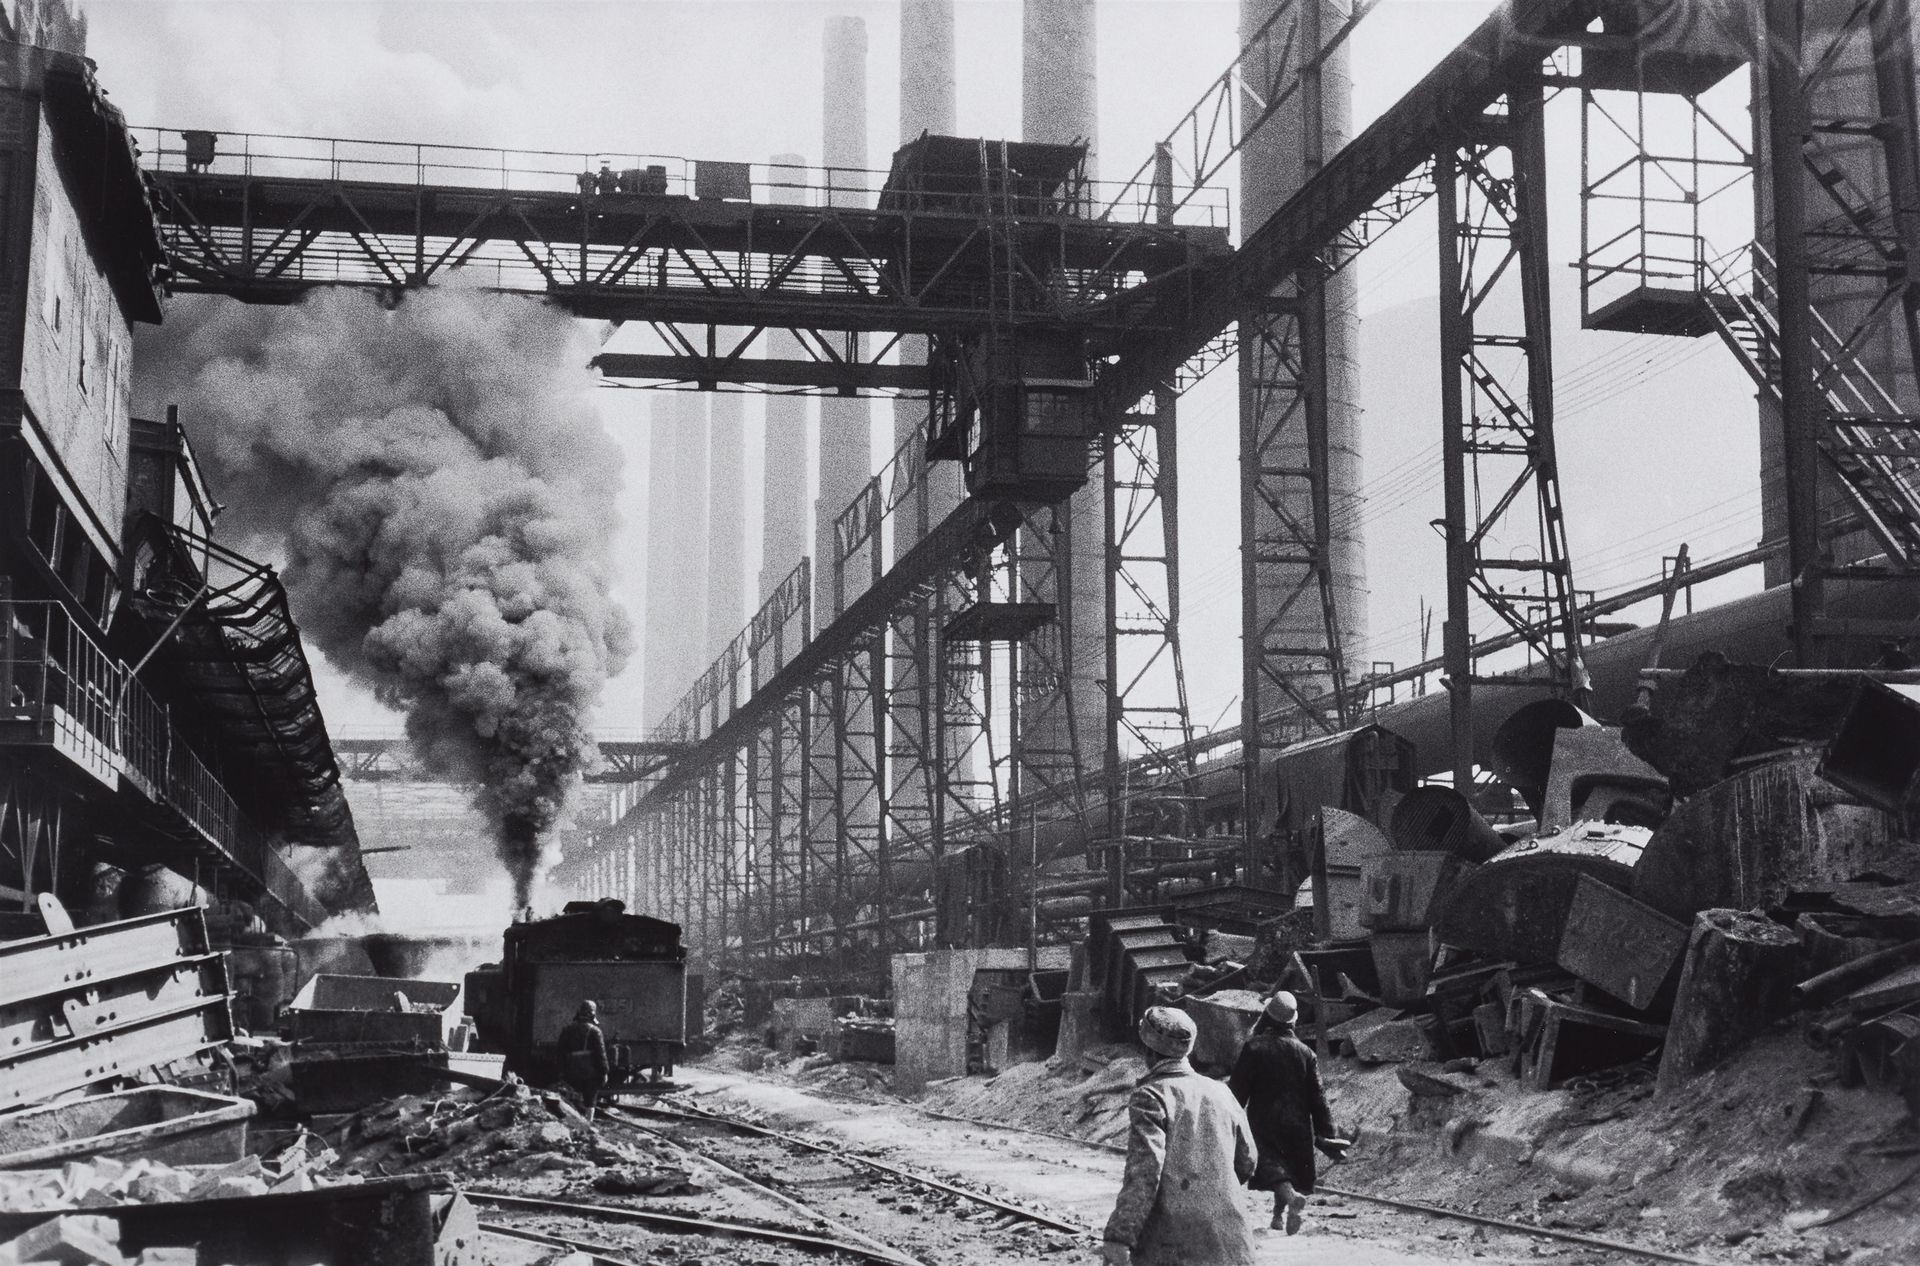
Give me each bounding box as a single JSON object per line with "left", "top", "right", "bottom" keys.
{"left": 1698, "top": 242, "right": 1920, "bottom": 557}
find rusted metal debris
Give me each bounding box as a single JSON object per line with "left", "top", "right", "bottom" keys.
{"left": 1389, "top": 786, "right": 1505, "bottom": 862}
{"left": 1555, "top": 874, "right": 1689, "bottom": 1012}
{"left": 1633, "top": 752, "right": 1906, "bottom": 922}
{"left": 1432, "top": 822, "right": 1649, "bottom": 966}
{"left": 1820, "top": 679, "right": 1920, "bottom": 814}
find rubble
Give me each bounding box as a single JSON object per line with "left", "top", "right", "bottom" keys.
{"left": 331, "top": 1075, "right": 664, "bottom": 1181}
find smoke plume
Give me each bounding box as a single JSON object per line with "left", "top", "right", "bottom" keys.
{"left": 135, "top": 288, "right": 632, "bottom": 907}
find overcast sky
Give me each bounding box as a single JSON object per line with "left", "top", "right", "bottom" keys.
{"left": 85, "top": 0, "right": 1764, "bottom": 754}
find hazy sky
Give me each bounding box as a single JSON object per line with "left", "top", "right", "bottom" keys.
{"left": 86, "top": 0, "right": 1765, "bottom": 751}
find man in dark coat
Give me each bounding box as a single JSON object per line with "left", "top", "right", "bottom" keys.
{"left": 556, "top": 1000, "right": 610, "bottom": 1121}
{"left": 1227, "top": 991, "right": 1348, "bottom": 1234}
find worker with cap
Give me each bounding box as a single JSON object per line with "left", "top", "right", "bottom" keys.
{"left": 1101, "top": 1005, "right": 1257, "bottom": 1266}
{"left": 555, "top": 1000, "right": 610, "bottom": 1122}
{"left": 1228, "top": 990, "right": 1349, "bottom": 1234}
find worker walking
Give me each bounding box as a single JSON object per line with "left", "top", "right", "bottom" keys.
{"left": 556, "top": 1000, "right": 610, "bottom": 1122}
{"left": 1228, "top": 991, "right": 1349, "bottom": 1235}
{"left": 1101, "top": 1006, "right": 1258, "bottom": 1266}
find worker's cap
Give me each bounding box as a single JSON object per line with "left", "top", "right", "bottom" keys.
{"left": 1264, "top": 991, "right": 1298, "bottom": 1023}
{"left": 1138, "top": 1006, "right": 1197, "bottom": 1058}
{"left": 575, "top": 1000, "right": 598, "bottom": 1020}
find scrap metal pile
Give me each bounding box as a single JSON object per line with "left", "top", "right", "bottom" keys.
{"left": 1185, "top": 656, "right": 1920, "bottom": 1110}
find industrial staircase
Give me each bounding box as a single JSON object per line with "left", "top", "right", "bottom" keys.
{"left": 1698, "top": 242, "right": 1920, "bottom": 569}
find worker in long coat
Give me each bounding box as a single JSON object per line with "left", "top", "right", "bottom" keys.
{"left": 1227, "top": 991, "right": 1347, "bottom": 1234}
{"left": 1101, "top": 1006, "right": 1257, "bottom": 1266}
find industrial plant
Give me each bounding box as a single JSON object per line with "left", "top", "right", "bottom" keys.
{"left": 0, "top": 0, "right": 1917, "bottom": 1262}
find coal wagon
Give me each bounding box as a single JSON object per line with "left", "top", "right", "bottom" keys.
{"left": 465, "top": 899, "right": 687, "bottom": 1088}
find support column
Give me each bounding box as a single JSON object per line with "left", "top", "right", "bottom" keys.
{"left": 1763, "top": 0, "right": 1822, "bottom": 666}
{"left": 1435, "top": 149, "right": 1475, "bottom": 793}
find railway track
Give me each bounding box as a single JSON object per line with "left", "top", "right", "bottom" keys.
{"left": 663, "top": 1081, "right": 1741, "bottom": 1266}
{"left": 610, "top": 1099, "right": 1093, "bottom": 1237}
{"left": 469, "top": 1190, "right": 922, "bottom": 1266}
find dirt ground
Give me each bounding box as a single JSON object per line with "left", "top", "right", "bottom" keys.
{"left": 701, "top": 1021, "right": 1920, "bottom": 1266}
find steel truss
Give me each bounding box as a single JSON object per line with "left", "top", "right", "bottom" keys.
{"left": 1574, "top": 0, "right": 1920, "bottom": 666}
{"left": 1435, "top": 88, "right": 1587, "bottom": 788}
{"left": 1760, "top": 0, "right": 1920, "bottom": 662}
{"left": 546, "top": 1, "right": 1618, "bottom": 964}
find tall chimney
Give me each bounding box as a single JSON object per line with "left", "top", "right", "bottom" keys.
{"left": 642, "top": 392, "right": 710, "bottom": 727}
{"left": 896, "top": 0, "right": 960, "bottom": 554}
{"left": 1239, "top": 0, "right": 1367, "bottom": 698}
{"left": 1020, "top": 0, "right": 1107, "bottom": 787}
{"left": 761, "top": 154, "right": 812, "bottom": 606}
{"left": 817, "top": 15, "right": 872, "bottom": 620}
{"left": 706, "top": 386, "right": 747, "bottom": 656}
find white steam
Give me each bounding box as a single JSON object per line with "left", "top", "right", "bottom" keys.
{"left": 135, "top": 289, "right": 632, "bottom": 907}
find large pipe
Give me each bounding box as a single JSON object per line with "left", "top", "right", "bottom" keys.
{"left": 1009, "top": 576, "right": 1920, "bottom": 853}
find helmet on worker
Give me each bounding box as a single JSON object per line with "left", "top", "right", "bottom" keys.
{"left": 575, "top": 1000, "right": 598, "bottom": 1022}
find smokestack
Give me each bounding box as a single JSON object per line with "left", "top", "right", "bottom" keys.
{"left": 897, "top": 0, "right": 960, "bottom": 553}
{"left": 1023, "top": 0, "right": 1097, "bottom": 176}
{"left": 706, "top": 386, "right": 747, "bottom": 656}
{"left": 134, "top": 289, "right": 632, "bottom": 908}
{"left": 644, "top": 392, "right": 709, "bottom": 726}
{"left": 818, "top": 15, "right": 873, "bottom": 620}
{"left": 762, "top": 154, "right": 812, "bottom": 605}
{"left": 1239, "top": 0, "right": 1367, "bottom": 687}
{"left": 1021, "top": 0, "right": 1107, "bottom": 784}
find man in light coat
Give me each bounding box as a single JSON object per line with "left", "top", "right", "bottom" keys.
{"left": 1101, "top": 1006, "right": 1258, "bottom": 1266}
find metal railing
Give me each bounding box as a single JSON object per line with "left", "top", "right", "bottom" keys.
{"left": 1, "top": 599, "right": 273, "bottom": 887}
{"left": 1699, "top": 242, "right": 1920, "bottom": 563}
{"left": 133, "top": 127, "right": 1229, "bottom": 230}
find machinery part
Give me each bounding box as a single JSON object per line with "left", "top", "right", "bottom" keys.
{"left": 1538, "top": 726, "right": 1668, "bottom": 833}
{"left": 1433, "top": 822, "right": 1650, "bottom": 964}
{"left": 1819, "top": 681, "right": 1920, "bottom": 814}
{"left": 1490, "top": 699, "right": 1594, "bottom": 819}
{"left": 1388, "top": 786, "right": 1503, "bottom": 862}
{"left": 0, "top": 907, "right": 232, "bottom": 1111}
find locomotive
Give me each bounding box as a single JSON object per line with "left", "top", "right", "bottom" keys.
{"left": 464, "top": 899, "right": 688, "bottom": 1087}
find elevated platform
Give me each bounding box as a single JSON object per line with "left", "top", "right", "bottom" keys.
{"left": 1582, "top": 284, "right": 1742, "bottom": 337}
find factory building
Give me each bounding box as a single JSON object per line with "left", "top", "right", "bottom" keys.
{"left": 0, "top": 23, "right": 365, "bottom": 936}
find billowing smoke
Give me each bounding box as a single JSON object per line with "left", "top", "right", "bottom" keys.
{"left": 135, "top": 288, "right": 632, "bottom": 908}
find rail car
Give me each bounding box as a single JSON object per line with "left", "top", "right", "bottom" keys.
{"left": 465, "top": 899, "right": 688, "bottom": 1087}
